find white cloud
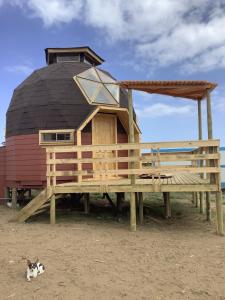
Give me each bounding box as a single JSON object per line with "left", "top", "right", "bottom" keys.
{"left": 135, "top": 103, "right": 193, "bottom": 118}
{"left": 183, "top": 45, "right": 225, "bottom": 74}
{"left": 1, "top": 0, "right": 225, "bottom": 73}
{"left": 5, "top": 64, "right": 33, "bottom": 75}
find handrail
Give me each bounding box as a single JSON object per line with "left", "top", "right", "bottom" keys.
{"left": 45, "top": 139, "right": 221, "bottom": 190}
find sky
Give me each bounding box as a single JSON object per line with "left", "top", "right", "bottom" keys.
{"left": 0, "top": 0, "right": 225, "bottom": 145}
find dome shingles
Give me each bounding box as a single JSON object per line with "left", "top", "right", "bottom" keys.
{"left": 7, "top": 62, "right": 122, "bottom": 137}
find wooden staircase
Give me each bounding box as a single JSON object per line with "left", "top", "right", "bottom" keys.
{"left": 12, "top": 188, "right": 53, "bottom": 223}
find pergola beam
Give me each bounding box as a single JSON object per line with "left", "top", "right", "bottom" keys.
{"left": 197, "top": 100, "right": 204, "bottom": 213}
{"left": 128, "top": 89, "right": 136, "bottom": 232}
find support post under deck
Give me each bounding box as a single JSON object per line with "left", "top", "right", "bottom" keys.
{"left": 84, "top": 193, "right": 90, "bottom": 214}
{"left": 11, "top": 187, "right": 17, "bottom": 209}
{"left": 50, "top": 194, "right": 56, "bottom": 225}
{"left": 139, "top": 192, "right": 144, "bottom": 225}
{"left": 163, "top": 192, "right": 171, "bottom": 219}
{"left": 216, "top": 191, "right": 224, "bottom": 236}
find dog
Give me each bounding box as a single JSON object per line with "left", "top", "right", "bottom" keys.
{"left": 26, "top": 258, "right": 45, "bottom": 282}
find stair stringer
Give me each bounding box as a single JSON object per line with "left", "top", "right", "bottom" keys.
{"left": 12, "top": 187, "right": 53, "bottom": 223}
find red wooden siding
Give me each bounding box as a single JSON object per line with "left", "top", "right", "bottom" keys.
{"left": 4, "top": 116, "right": 129, "bottom": 188}
{"left": 6, "top": 134, "right": 46, "bottom": 187}
{"left": 0, "top": 146, "right": 6, "bottom": 198}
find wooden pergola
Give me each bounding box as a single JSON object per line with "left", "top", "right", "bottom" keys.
{"left": 118, "top": 80, "right": 223, "bottom": 234}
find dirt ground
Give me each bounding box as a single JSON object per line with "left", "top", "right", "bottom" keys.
{"left": 1, "top": 193, "right": 225, "bottom": 300}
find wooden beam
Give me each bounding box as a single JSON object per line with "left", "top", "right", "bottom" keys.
{"left": 77, "top": 130, "right": 82, "bottom": 183}
{"left": 215, "top": 191, "right": 224, "bottom": 235}
{"left": 84, "top": 193, "right": 90, "bottom": 214}
{"left": 47, "top": 153, "right": 220, "bottom": 165}
{"left": 139, "top": 192, "right": 144, "bottom": 225}
{"left": 205, "top": 192, "right": 211, "bottom": 221}
{"left": 11, "top": 188, "right": 17, "bottom": 209}
{"left": 199, "top": 192, "right": 204, "bottom": 214}
{"left": 128, "top": 88, "right": 137, "bottom": 233}
{"left": 55, "top": 184, "right": 219, "bottom": 194}
{"left": 50, "top": 194, "right": 56, "bottom": 225}
{"left": 163, "top": 192, "right": 171, "bottom": 218}
{"left": 130, "top": 192, "right": 136, "bottom": 231}
{"left": 198, "top": 100, "right": 202, "bottom": 140}
{"left": 46, "top": 139, "right": 220, "bottom": 153}
{"left": 206, "top": 90, "right": 213, "bottom": 139}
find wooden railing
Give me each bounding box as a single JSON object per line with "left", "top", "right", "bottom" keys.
{"left": 45, "top": 139, "right": 221, "bottom": 189}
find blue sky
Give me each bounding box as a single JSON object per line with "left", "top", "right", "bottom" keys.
{"left": 0, "top": 0, "right": 224, "bottom": 145}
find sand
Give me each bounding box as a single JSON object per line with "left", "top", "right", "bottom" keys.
{"left": 0, "top": 194, "right": 225, "bottom": 300}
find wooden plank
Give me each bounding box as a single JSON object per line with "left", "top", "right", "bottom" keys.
{"left": 11, "top": 187, "right": 17, "bottom": 209}
{"left": 46, "top": 139, "right": 220, "bottom": 153}
{"left": 47, "top": 166, "right": 220, "bottom": 178}
{"left": 130, "top": 192, "right": 136, "bottom": 231}
{"left": 163, "top": 192, "right": 171, "bottom": 219}
{"left": 54, "top": 183, "right": 219, "bottom": 194}
{"left": 47, "top": 152, "right": 51, "bottom": 187}
{"left": 128, "top": 89, "right": 136, "bottom": 186}
{"left": 12, "top": 188, "right": 53, "bottom": 223}
{"left": 48, "top": 156, "right": 142, "bottom": 164}
{"left": 142, "top": 153, "right": 219, "bottom": 162}
{"left": 215, "top": 191, "right": 224, "bottom": 235}
{"left": 138, "top": 192, "right": 144, "bottom": 225}
{"left": 50, "top": 194, "right": 56, "bottom": 225}
{"left": 206, "top": 91, "right": 213, "bottom": 139}
{"left": 206, "top": 192, "right": 211, "bottom": 222}
{"left": 78, "top": 107, "right": 99, "bottom": 131}
{"left": 77, "top": 130, "right": 82, "bottom": 183}
{"left": 52, "top": 152, "right": 56, "bottom": 186}
{"left": 84, "top": 193, "right": 90, "bottom": 214}
{"left": 198, "top": 100, "right": 202, "bottom": 140}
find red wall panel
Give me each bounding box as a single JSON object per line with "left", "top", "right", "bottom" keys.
{"left": 4, "top": 116, "right": 129, "bottom": 188}
{"left": 0, "top": 147, "right": 6, "bottom": 197}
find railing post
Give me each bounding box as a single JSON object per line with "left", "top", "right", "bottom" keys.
{"left": 52, "top": 152, "right": 56, "bottom": 187}
{"left": 77, "top": 130, "right": 82, "bottom": 183}
{"left": 47, "top": 152, "right": 51, "bottom": 188}
{"left": 197, "top": 100, "right": 204, "bottom": 213}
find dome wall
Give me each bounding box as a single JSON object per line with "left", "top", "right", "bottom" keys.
{"left": 4, "top": 61, "right": 132, "bottom": 190}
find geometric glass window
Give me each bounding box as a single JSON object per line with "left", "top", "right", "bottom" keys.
{"left": 74, "top": 67, "right": 119, "bottom": 105}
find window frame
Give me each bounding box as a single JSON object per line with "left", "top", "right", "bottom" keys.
{"left": 39, "top": 129, "right": 75, "bottom": 145}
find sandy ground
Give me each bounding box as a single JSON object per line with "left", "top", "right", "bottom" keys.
{"left": 1, "top": 193, "right": 225, "bottom": 300}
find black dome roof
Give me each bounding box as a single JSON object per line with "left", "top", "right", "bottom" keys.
{"left": 6, "top": 62, "right": 129, "bottom": 137}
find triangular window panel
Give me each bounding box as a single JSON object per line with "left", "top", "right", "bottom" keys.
{"left": 77, "top": 68, "right": 99, "bottom": 81}
{"left": 77, "top": 77, "right": 99, "bottom": 100}
{"left": 93, "top": 85, "right": 117, "bottom": 105}
{"left": 105, "top": 83, "right": 119, "bottom": 102}
{"left": 96, "top": 69, "right": 116, "bottom": 83}
{"left": 74, "top": 67, "right": 120, "bottom": 105}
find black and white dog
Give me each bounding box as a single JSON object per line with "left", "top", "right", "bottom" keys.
{"left": 26, "top": 258, "right": 45, "bottom": 282}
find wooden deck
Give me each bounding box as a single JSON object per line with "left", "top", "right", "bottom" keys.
{"left": 55, "top": 173, "right": 214, "bottom": 193}
{"left": 13, "top": 139, "right": 223, "bottom": 235}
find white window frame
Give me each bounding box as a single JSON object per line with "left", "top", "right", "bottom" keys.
{"left": 39, "top": 129, "right": 75, "bottom": 145}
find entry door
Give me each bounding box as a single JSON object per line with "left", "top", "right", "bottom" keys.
{"left": 92, "top": 113, "right": 117, "bottom": 177}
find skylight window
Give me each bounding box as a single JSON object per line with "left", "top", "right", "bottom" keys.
{"left": 74, "top": 67, "right": 119, "bottom": 105}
